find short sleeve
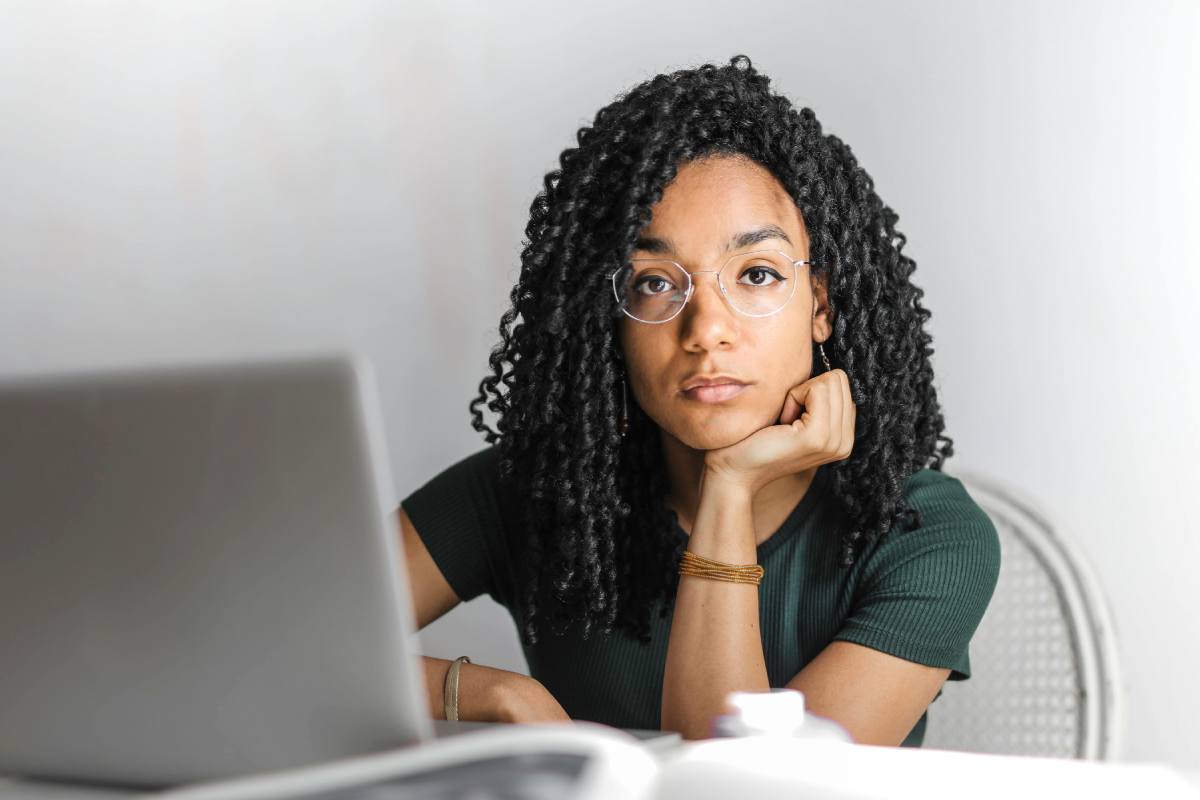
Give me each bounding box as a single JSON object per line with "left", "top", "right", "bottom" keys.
{"left": 833, "top": 469, "right": 1002, "bottom": 681}
{"left": 399, "top": 445, "right": 518, "bottom": 608}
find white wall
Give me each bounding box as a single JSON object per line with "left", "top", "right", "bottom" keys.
{"left": 2, "top": 0, "right": 1197, "bottom": 769}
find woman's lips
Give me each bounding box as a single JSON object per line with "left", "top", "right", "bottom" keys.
{"left": 681, "top": 383, "right": 749, "bottom": 403}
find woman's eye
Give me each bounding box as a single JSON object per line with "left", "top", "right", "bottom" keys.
{"left": 739, "top": 266, "right": 785, "bottom": 287}
{"left": 635, "top": 276, "right": 675, "bottom": 295}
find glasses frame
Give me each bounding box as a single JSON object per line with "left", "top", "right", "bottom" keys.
{"left": 609, "top": 248, "right": 818, "bottom": 324}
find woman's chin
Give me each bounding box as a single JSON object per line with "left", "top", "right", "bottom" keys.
{"left": 669, "top": 411, "right": 769, "bottom": 451}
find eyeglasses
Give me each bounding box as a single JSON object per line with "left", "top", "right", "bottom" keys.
{"left": 610, "top": 249, "right": 817, "bottom": 324}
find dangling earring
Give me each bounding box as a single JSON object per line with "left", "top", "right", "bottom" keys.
{"left": 619, "top": 376, "right": 629, "bottom": 438}
{"left": 812, "top": 301, "right": 832, "bottom": 373}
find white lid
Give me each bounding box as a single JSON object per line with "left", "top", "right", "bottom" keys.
{"left": 726, "top": 688, "right": 806, "bottom": 735}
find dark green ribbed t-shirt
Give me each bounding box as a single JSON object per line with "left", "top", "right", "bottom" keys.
{"left": 401, "top": 445, "right": 1001, "bottom": 747}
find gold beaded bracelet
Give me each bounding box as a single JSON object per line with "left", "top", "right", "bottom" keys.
{"left": 678, "top": 549, "right": 764, "bottom": 586}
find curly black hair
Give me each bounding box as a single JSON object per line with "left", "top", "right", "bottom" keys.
{"left": 469, "top": 55, "right": 953, "bottom": 645}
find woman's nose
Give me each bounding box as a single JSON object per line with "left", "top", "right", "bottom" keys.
{"left": 679, "top": 272, "right": 737, "bottom": 349}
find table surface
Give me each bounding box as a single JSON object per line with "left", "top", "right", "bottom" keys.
{"left": 3, "top": 750, "right": 1200, "bottom": 800}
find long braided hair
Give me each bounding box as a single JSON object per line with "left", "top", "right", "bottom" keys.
{"left": 469, "top": 55, "right": 953, "bottom": 645}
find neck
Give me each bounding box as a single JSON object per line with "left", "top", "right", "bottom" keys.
{"left": 659, "top": 428, "right": 819, "bottom": 546}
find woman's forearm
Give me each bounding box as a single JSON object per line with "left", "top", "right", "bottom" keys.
{"left": 420, "top": 655, "right": 522, "bottom": 722}
{"left": 661, "top": 473, "right": 770, "bottom": 739}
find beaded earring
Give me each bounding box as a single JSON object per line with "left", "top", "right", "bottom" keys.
{"left": 619, "top": 377, "right": 629, "bottom": 438}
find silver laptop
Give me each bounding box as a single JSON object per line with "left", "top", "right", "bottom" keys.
{"left": 0, "top": 354, "right": 435, "bottom": 788}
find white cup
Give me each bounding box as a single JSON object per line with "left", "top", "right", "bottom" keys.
{"left": 713, "top": 688, "right": 852, "bottom": 742}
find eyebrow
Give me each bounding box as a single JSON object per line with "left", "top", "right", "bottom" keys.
{"left": 632, "top": 234, "right": 677, "bottom": 255}
{"left": 730, "top": 225, "right": 792, "bottom": 250}
{"left": 634, "top": 224, "right": 793, "bottom": 255}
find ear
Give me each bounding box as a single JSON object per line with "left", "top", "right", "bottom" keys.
{"left": 810, "top": 272, "right": 833, "bottom": 343}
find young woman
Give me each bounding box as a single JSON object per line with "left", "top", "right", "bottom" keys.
{"left": 398, "top": 55, "right": 1001, "bottom": 747}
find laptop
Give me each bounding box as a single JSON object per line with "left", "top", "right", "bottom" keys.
{"left": 0, "top": 353, "right": 674, "bottom": 791}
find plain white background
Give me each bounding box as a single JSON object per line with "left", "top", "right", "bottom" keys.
{"left": 1, "top": 0, "right": 1197, "bottom": 770}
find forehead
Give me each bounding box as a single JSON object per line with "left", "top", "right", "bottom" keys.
{"left": 639, "top": 155, "right": 806, "bottom": 253}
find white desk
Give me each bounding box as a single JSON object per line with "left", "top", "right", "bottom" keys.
{"left": 5, "top": 735, "right": 1200, "bottom": 800}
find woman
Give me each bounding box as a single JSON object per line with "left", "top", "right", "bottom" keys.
{"left": 398, "top": 55, "right": 1001, "bottom": 747}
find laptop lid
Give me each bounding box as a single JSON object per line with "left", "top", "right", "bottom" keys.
{"left": 0, "top": 353, "right": 432, "bottom": 788}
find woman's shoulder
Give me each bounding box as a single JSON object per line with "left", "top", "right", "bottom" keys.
{"left": 858, "top": 466, "right": 1002, "bottom": 583}
{"left": 402, "top": 443, "right": 515, "bottom": 533}
{"left": 900, "top": 467, "right": 996, "bottom": 535}
{"left": 445, "top": 441, "right": 502, "bottom": 473}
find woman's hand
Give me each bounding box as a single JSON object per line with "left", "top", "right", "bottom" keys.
{"left": 490, "top": 673, "right": 573, "bottom": 724}
{"left": 704, "top": 368, "right": 857, "bottom": 495}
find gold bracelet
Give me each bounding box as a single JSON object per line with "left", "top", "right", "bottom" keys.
{"left": 442, "top": 655, "right": 471, "bottom": 721}
{"left": 678, "top": 549, "right": 764, "bottom": 586}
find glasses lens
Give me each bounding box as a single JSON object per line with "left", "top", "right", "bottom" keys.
{"left": 615, "top": 260, "right": 688, "bottom": 322}
{"left": 720, "top": 250, "right": 799, "bottom": 316}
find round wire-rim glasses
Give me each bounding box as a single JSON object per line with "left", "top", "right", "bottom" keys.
{"left": 610, "top": 248, "right": 819, "bottom": 324}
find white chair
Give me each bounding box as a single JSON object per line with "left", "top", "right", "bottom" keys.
{"left": 921, "top": 470, "right": 1124, "bottom": 760}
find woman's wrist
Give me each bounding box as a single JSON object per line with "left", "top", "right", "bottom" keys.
{"left": 423, "top": 656, "right": 528, "bottom": 723}
{"left": 690, "top": 468, "right": 758, "bottom": 559}
{"left": 700, "top": 465, "right": 757, "bottom": 502}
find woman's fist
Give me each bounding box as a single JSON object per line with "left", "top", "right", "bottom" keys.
{"left": 703, "top": 368, "right": 856, "bottom": 495}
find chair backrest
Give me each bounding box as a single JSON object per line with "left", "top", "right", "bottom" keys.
{"left": 921, "top": 470, "right": 1124, "bottom": 760}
